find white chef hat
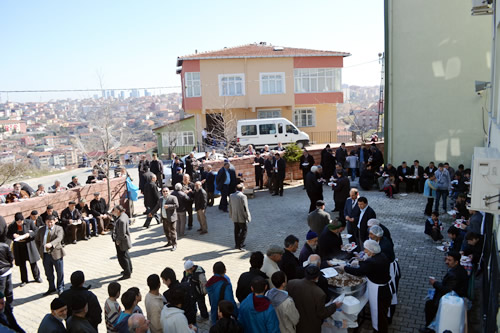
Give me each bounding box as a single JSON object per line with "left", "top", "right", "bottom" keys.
{"left": 367, "top": 218, "right": 380, "bottom": 227}
{"left": 369, "top": 225, "right": 384, "bottom": 238}
{"left": 364, "top": 240, "right": 381, "bottom": 254}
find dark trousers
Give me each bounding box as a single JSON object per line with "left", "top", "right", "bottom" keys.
{"left": 220, "top": 184, "right": 229, "bottom": 211}
{"left": 424, "top": 299, "right": 439, "bottom": 326}
{"left": 346, "top": 221, "right": 358, "bottom": 244}
{"left": 19, "top": 260, "right": 40, "bottom": 283}
{"left": 207, "top": 192, "right": 214, "bottom": 207}
{"left": 162, "top": 218, "right": 177, "bottom": 245}
{"left": 255, "top": 169, "right": 263, "bottom": 188}
{"left": 266, "top": 172, "right": 275, "bottom": 192}
{"left": 376, "top": 286, "right": 392, "bottom": 333}
{"left": 234, "top": 223, "right": 247, "bottom": 248}
{"left": 143, "top": 208, "right": 160, "bottom": 228}
{"left": 435, "top": 190, "right": 448, "bottom": 212}
{"left": 335, "top": 200, "right": 346, "bottom": 222}
{"left": 115, "top": 245, "right": 132, "bottom": 276}
{"left": 42, "top": 253, "right": 64, "bottom": 293}
{"left": 186, "top": 202, "right": 194, "bottom": 226}
{"left": 273, "top": 174, "right": 284, "bottom": 195}
{"left": 425, "top": 198, "right": 434, "bottom": 216}
{"left": 196, "top": 296, "right": 209, "bottom": 318}
{"left": 0, "top": 275, "right": 13, "bottom": 304}
{"left": 302, "top": 170, "right": 308, "bottom": 188}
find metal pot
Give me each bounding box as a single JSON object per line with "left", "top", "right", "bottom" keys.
{"left": 328, "top": 278, "right": 367, "bottom": 299}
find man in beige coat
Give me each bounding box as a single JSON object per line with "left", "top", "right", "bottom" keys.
{"left": 35, "top": 215, "right": 65, "bottom": 296}
{"left": 229, "top": 184, "right": 251, "bottom": 250}
{"left": 266, "top": 271, "right": 300, "bottom": 333}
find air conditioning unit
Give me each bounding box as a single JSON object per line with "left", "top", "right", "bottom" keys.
{"left": 471, "top": 0, "right": 493, "bottom": 15}
{"left": 470, "top": 147, "right": 500, "bottom": 213}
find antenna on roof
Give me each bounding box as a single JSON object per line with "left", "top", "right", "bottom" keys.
{"left": 259, "top": 42, "right": 267, "bottom": 46}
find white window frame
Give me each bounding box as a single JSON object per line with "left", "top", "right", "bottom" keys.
{"left": 293, "top": 108, "right": 316, "bottom": 127}
{"left": 218, "top": 73, "right": 245, "bottom": 96}
{"left": 185, "top": 72, "right": 201, "bottom": 98}
{"left": 259, "top": 72, "right": 285, "bottom": 95}
{"left": 162, "top": 131, "right": 195, "bottom": 146}
{"left": 257, "top": 109, "right": 282, "bottom": 119}
{"left": 293, "top": 68, "right": 342, "bottom": 93}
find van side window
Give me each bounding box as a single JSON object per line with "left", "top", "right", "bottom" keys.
{"left": 241, "top": 125, "right": 257, "bottom": 136}
{"left": 259, "top": 124, "right": 276, "bottom": 135}
{"left": 286, "top": 124, "right": 298, "bottom": 134}
{"left": 278, "top": 123, "right": 283, "bottom": 134}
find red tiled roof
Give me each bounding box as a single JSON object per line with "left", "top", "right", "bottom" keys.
{"left": 177, "top": 44, "right": 350, "bottom": 64}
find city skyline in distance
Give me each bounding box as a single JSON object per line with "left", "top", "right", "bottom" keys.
{"left": 1, "top": 0, "right": 384, "bottom": 102}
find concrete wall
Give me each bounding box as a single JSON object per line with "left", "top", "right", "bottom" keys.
{"left": 386, "top": 0, "right": 492, "bottom": 168}
{"left": 1, "top": 177, "right": 127, "bottom": 224}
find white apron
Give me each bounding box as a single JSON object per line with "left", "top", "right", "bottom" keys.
{"left": 389, "top": 259, "right": 401, "bottom": 305}
{"left": 366, "top": 279, "right": 385, "bottom": 331}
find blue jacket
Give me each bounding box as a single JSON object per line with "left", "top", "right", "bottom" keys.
{"left": 343, "top": 197, "right": 359, "bottom": 219}
{"left": 238, "top": 294, "right": 280, "bottom": 333}
{"left": 206, "top": 274, "right": 238, "bottom": 325}
{"left": 423, "top": 179, "right": 437, "bottom": 198}
{"left": 435, "top": 168, "right": 450, "bottom": 190}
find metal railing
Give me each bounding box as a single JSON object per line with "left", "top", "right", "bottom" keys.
{"left": 306, "top": 131, "right": 356, "bottom": 144}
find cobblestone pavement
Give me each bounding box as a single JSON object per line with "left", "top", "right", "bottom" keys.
{"left": 11, "top": 178, "right": 453, "bottom": 333}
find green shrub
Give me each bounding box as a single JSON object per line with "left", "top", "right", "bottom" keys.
{"left": 283, "top": 143, "right": 303, "bottom": 163}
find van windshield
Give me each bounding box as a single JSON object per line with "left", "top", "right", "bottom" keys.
{"left": 286, "top": 124, "right": 299, "bottom": 134}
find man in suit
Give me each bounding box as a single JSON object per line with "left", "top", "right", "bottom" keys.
{"left": 278, "top": 235, "right": 301, "bottom": 281}
{"left": 137, "top": 155, "right": 150, "bottom": 192}
{"left": 194, "top": 181, "right": 208, "bottom": 234}
{"left": 35, "top": 215, "right": 65, "bottom": 296}
{"left": 253, "top": 152, "right": 265, "bottom": 190}
{"left": 112, "top": 205, "right": 132, "bottom": 280}
{"left": 60, "top": 201, "right": 87, "bottom": 244}
{"left": 344, "top": 188, "right": 360, "bottom": 244}
{"left": 396, "top": 161, "right": 411, "bottom": 193}
{"left": 90, "top": 192, "right": 111, "bottom": 234}
{"left": 272, "top": 153, "right": 286, "bottom": 196}
{"left": 410, "top": 160, "right": 425, "bottom": 193}
{"left": 333, "top": 170, "right": 350, "bottom": 222}
{"left": 305, "top": 166, "right": 324, "bottom": 213}
{"left": 355, "top": 196, "right": 376, "bottom": 249}
{"left": 229, "top": 184, "right": 252, "bottom": 250}
{"left": 143, "top": 174, "right": 161, "bottom": 228}
{"left": 185, "top": 152, "right": 195, "bottom": 179}
{"left": 216, "top": 160, "right": 236, "bottom": 212}
{"left": 264, "top": 154, "right": 275, "bottom": 193}
{"left": 299, "top": 149, "right": 315, "bottom": 189}
{"left": 38, "top": 298, "right": 67, "bottom": 332}
{"left": 41, "top": 205, "right": 59, "bottom": 226}
{"left": 335, "top": 143, "right": 347, "bottom": 168}
{"left": 149, "top": 153, "right": 164, "bottom": 188}
{"left": 307, "top": 200, "right": 331, "bottom": 235}
{"left": 150, "top": 187, "right": 179, "bottom": 250}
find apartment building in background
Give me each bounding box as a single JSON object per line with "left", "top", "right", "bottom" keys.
{"left": 176, "top": 43, "right": 350, "bottom": 145}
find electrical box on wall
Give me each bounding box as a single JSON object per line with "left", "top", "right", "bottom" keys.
{"left": 470, "top": 147, "right": 500, "bottom": 213}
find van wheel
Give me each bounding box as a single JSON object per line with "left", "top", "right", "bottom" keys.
{"left": 296, "top": 141, "right": 305, "bottom": 148}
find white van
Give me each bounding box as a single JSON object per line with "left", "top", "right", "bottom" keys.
{"left": 237, "top": 117, "right": 310, "bottom": 148}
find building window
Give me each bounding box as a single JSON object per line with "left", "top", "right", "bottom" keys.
{"left": 293, "top": 108, "right": 316, "bottom": 127}
{"left": 294, "top": 68, "right": 342, "bottom": 93}
{"left": 260, "top": 72, "right": 285, "bottom": 95}
{"left": 185, "top": 72, "right": 201, "bottom": 98}
{"left": 219, "top": 74, "right": 245, "bottom": 96}
{"left": 259, "top": 123, "right": 276, "bottom": 135}
{"left": 162, "top": 131, "right": 195, "bottom": 146}
{"left": 241, "top": 125, "right": 257, "bottom": 136}
{"left": 181, "top": 131, "right": 195, "bottom": 146}
{"left": 257, "top": 109, "right": 281, "bottom": 119}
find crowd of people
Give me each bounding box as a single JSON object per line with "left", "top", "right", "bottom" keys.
{"left": 0, "top": 142, "right": 484, "bottom": 333}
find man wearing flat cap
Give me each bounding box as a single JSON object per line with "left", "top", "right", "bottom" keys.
{"left": 288, "top": 265, "right": 340, "bottom": 333}
{"left": 60, "top": 201, "right": 87, "bottom": 244}
{"left": 307, "top": 200, "right": 331, "bottom": 235}
{"left": 38, "top": 298, "right": 67, "bottom": 332}
{"left": 261, "top": 245, "right": 283, "bottom": 288}
{"left": 66, "top": 295, "right": 97, "bottom": 333}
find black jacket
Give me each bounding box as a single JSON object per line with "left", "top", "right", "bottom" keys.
{"left": 0, "top": 216, "right": 8, "bottom": 243}
{"left": 0, "top": 303, "right": 24, "bottom": 332}
{"left": 194, "top": 188, "right": 207, "bottom": 211}
{"left": 235, "top": 268, "right": 268, "bottom": 303}
{"left": 333, "top": 176, "right": 350, "bottom": 202}
{"left": 335, "top": 147, "right": 347, "bottom": 166}
{"left": 59, "top": 286, "right": 102, "bottom": 329}
{"left": 433, "top": 265, "right": 468, "bottom": 302}
{"left": 410, "top": 165, "right": 424, "bottom": 178}
{"left": 278, "top": 249, "right": 302, "bottom": 281}
{"left": 299, "top": 154, "right": 315, "bottom": 172}
{"left": 171, "top": 190, "right": 190, "bottom": 213}
{"left": 185, "top": 156, "right": 194, "bottom": 175}
{"left": 172, "top": 172, "right": 184, "bottom": 188}
{"left": 209, "top": 317, "right": 244, "bottom": 333}
{"left": 318, "top": 226, "right": 343, "bottom": 260}
{"left": 274, "top": 158, "right": 286, "bottom": 180}
{"left": 90, "top": 198, "right": 108, "bottom": 217}
{"left": 305, "top": 171, "right": 322, "bottom": 196}
{"left": 143, "top": 181, "right": 160, "bottom": 208}
{"left": 206, "top": 172, "right": 216, "bottom": 192}
{"left": 357, "top": 206, "right": 377, "bottom": 243}
{"left": 163, "top": 280, "right": 197, "bottom": 324}
{"left": 149, "top": 159, "right": 163, "bottom": 175}
{"left": 216, "top": 167, "right": 237, "bottom": 193}
{"left": 138, "top": 160, "right": 150, "bottom": 174}
{"left": 0, "top": 242, "right": 13, "bottom": 275}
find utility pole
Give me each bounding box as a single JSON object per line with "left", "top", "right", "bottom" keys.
{"left": 377, "top": 52, "right": 385, "bottom": 139}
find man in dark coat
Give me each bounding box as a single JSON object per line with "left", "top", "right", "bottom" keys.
{"left": 149, "top": 153, "right": 164, "bottom": 187}
{"left": 0, "top": 216, "right": 7, "bottom": 243}
{"left": 264, "top": 154, "right": 275, "bottom": 193}
{"left": 344, "top": 188, "right": 360, "bottom": 244}
{"left": 0, "top": 239, "right": 13, "bottom": 305}
{"left": 172, "top": 167, "right": 184, "bottom": 188}
{"left": 171, "top": 155, "right": 185, "bottom": 174}
{"left": 90, "top": 192, "right": 111, "bottom": 234}
{"left": 112, "top": 206, "right": 133, "bottom": 280}
{"left": 0, "top": 291, "right": 25, "bottom": 332}
{"left": 318, "top": 221, "right": 345, "bottom": 260}
{"left": 204, "top": 165, "right": 216, "bottom": 207}
{"left": 278, "top": 235, "right": 302, "bottom": 281}
{"left": 59, "top": 270, "right": 102, "bottom": 330}
{"left": 335, "top": 143, "right": 347, "bottom": 168}
{"left": 7, "top": 213, "right": 41, "bottom": 286}
{"left": 161, "top": 267, "right": 197, "bottom": 326}
{"left": 423, "top": 251, "right": 468, "bottom": 330}
{"left": 253, "top": 152, "right": 265, "bottom": 189}
{"left": 272, "top": 153, "right": 286, "bottom": 196}
{"left": 41, "top": 205, "right": 59, "bottom": 226}
{"left": 298, "top": 231, "right": 319, "bottom": 265}
{"left": 410, "top": 160, "right": 425, "bottom": 193}
{"left": 38, "top": 298, "right": 67, "bottom": 332}
{"left": 355, "top": 197, "right": 376, "bottom": 248}
{"left": 143, "top": 175, "right": 161, "bottom": 228}
{"left": 299, "top": 150, "right": 315, "bottom": 189}
{"left": 236, "top": 251, "right": 268, "bottom": 303}
{"left": 333, "top": 170, "right": 350, "bottom": 222}
{"left": 185, "top": 152, "right": 195, "bottom": 179}
{"left": 216, "top": 160, "right": 236, "bottom": 212}
{"left": 307, "top": 200, "right": 331, "bottom": 235}
{"left": 60, "top": 201, "right": 87, "bottom": 244}
{"left": 305, "top": 166, "right": 324, "bottom": 213}
{"left": 137, "top": 155, "right": 150, "bottom": 192}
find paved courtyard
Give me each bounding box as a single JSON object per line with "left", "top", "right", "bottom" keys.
{"left": 10, "top": 173, "right": 452, "bottom": 332}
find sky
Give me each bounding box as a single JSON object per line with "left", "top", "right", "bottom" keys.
{"left": 0, "top": 0, "right": 384, "bottom": 102}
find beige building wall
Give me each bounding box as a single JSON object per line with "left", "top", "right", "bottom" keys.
{"left": 386, "top": 0, "right": 491, "bottom": 168}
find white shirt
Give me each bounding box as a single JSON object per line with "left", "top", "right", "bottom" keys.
{"left": 414, "top": 167, "right": 419, "bottom": 177}
{"left": 357, "top": 206, "right": 368, "bottom": 228}
{"left": 351, "top": 198, "right": 358, "bottom": 209}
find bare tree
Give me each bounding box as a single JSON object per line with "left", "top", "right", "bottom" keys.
{"left": 158, "top": 120, "right": 182, "bottom": 158}
{"left": 0, "top": 162, "right": 28, "bottom": 187}
{"left": 343, "top": 114, "right": 374, "bottom": 143}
